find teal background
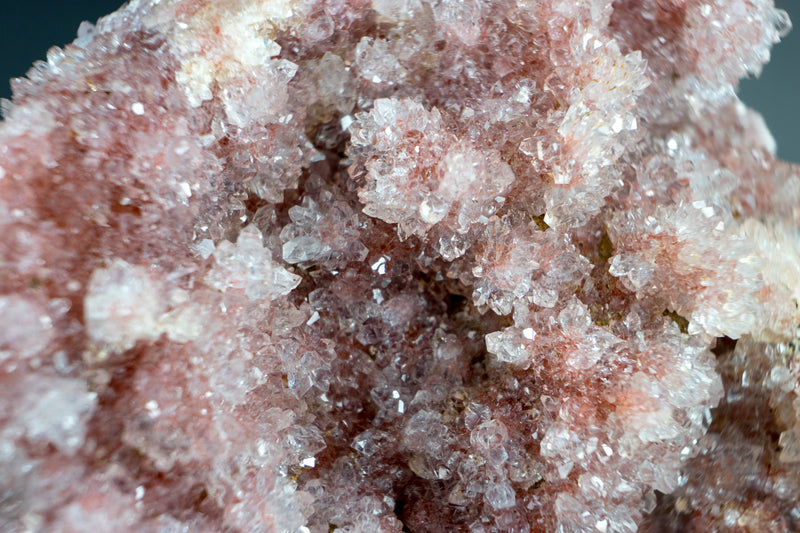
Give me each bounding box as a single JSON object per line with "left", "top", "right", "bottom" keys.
{"left": 739, "top": 0, "right": 799, "bottom": 163}
{"left": 1, "top": 0, "right": 798, "bottom": 162}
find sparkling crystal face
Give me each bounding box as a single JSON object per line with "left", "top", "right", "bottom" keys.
{"left": 1, "top": 1, "right": 799, "bottom": 532}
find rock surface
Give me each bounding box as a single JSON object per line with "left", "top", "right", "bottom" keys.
{"left": 1, "top": 1, "right": 799, "bottom": 532}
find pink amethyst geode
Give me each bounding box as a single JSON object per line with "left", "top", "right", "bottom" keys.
{"left": 2, "top": 1, "right": 800, "bottom": 531}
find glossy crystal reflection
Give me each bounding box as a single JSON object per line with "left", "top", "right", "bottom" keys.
{"left": 1, "top": 1, "right": 799, "bottom": 532}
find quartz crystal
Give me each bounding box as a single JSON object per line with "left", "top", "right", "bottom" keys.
{"left": 1, "top": 1, "right": 799, "bottom": 532}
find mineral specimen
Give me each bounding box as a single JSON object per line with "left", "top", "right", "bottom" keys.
{"left": 1, "top": 0, "right": 799, "bottom": 531}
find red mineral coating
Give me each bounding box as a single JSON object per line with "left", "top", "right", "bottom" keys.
{"left": 1, "top": 1, "right": 799, "bottom": 532}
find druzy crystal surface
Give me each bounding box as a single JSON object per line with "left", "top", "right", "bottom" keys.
{"left": 1, "top": 0, "right": 799, "bottom": 531}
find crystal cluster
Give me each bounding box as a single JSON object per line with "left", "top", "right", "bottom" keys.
{"left": 1, "top": 1, "right": 799, "bottom": 532}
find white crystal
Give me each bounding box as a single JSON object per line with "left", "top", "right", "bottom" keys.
{"left": 485, "top": 329, "right": 528, "bottom": 365}
{"left": 206, "top": 225, "right": 300, "bottom": 301}
{"left": 484, "top": 480, "right": 516, "bottom": 510}
{"left": 84, "top": 259, "right": 162, "bottom": 352}
{"left": 0, "top": 296, "right": 53, "bottom": 360}
{"left": 15, "top": 375, "right": 97, "bottom": 455}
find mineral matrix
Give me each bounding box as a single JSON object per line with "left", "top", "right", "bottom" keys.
{"left": 1, "top": 1, "right": 800, "bottom": 532}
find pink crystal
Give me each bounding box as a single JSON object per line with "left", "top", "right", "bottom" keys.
{"left": 1, "top": 1, "right": 799, "bottom": 532}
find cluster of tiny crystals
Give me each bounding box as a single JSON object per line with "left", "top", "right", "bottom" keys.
{"left": 1, "top": 1, "right": 800, "bottom": 532}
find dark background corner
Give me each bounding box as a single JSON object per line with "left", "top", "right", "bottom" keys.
{"left": 738, "top": 0, "right": 800, "bottom": 163}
